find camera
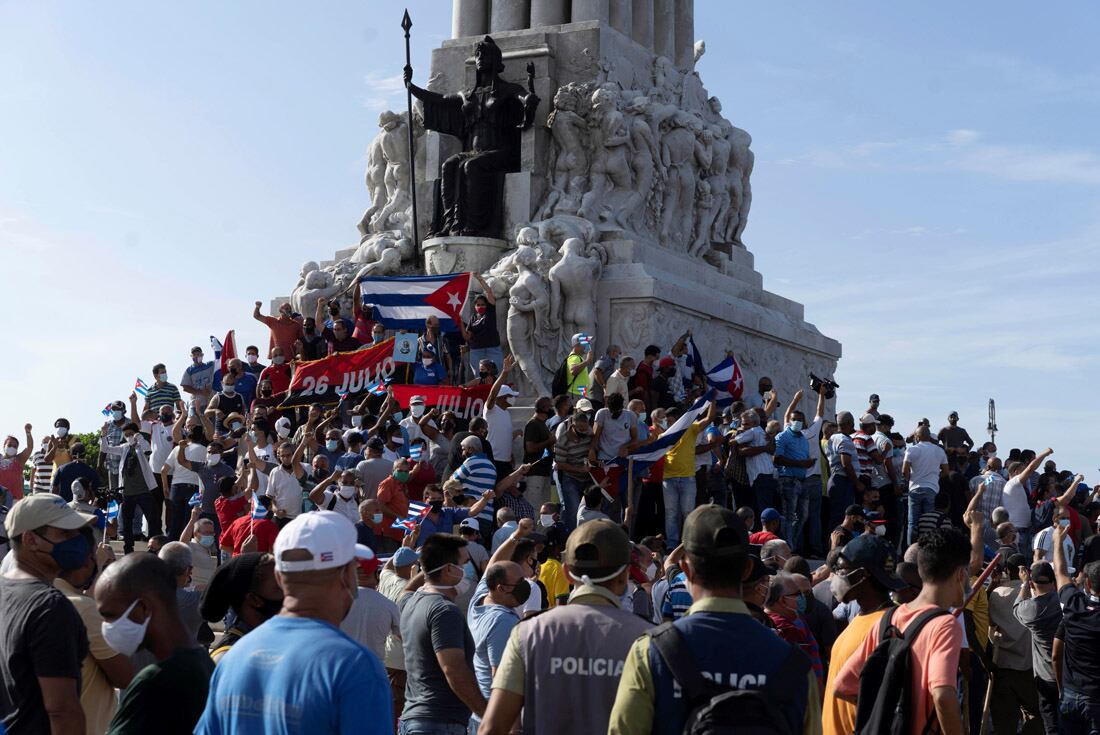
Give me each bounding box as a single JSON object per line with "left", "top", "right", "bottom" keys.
{"left": 809, "top": 373, "right": 839, "bottom": 399}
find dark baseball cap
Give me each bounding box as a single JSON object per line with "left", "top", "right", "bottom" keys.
{"left": 1030, "top": 561, "right": 1055, "bottom": 584}
{"left": 682, "top": 505, "right": 748, "bottom": 560}
{"left": 869, "top": 393, "right": 880, "bottom": 402}
{"left": 839, "top": 535, "right": 904, "bottom": 591}
{"left": 564, "top": 519, "right": 631, "bottom": 575}
{"left": 877, "top": 414, "right": 895, "bottom": 427}
{"left": 743, "top": 554, "right": 769, "bottom": 583}
{"left": 844, "top": 504, "right": 866, "bottom": 518}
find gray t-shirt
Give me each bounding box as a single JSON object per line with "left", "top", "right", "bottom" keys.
{"left": 356, "top": 457, "right": 393, "bottom": 500}
{"left": 398, "top": 589, "right": 476, "bottom": 724}
{"left": 1014, "top": 590, "right": 1063, "bottom": 682}
{"left": 593, "top": 408, "right": 637, "bottom": 462}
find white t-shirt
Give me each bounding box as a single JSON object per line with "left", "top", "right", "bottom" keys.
{"left": 400, "top": 415, "right": 436, "bottom": 446}
{"left": 142, "top": 420, "right": 176, "bottom": 473}
{"left": 339, "top": 587, "right": 401, "bottom": 662}
{"left": 870, "top": 431, "right": 894, "bottom": 488}
{"left": 903, "top": 442, "right": 947, "bottom": 491}
{"left": 593, "top": 408, "right": 638, "bottom": 462}
{"left": 264, "top": 463, "right": 309, "bottom": 518}
{"left": 1033, "top": 526, "right": 1075, "bottom": 572}
{"left": 735, "top": 426, "right": 773, "bottom": 485}
{"left": 482, "top": 403, "right": 513, "bottom": 463}
{"left": 1002, "top": 477, "right": 1032, "bottom": 530}
{"left": 800, "top": 417, "right": 823, "bottom": 478}
{"left": 164, "top": 444, "right": 208, "bottom": 487}
{"left": 317, "top": 488, "right": 360, "bottom": 525}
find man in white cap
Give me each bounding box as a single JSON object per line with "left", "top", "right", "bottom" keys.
{"left": 401, "top": 394, "right": 436, "bottom": 445}
{"left": 195, "top": 510, "right": 392, "bottom": 735}
{"left": 483, "top": 355, "right": 519, "bottom": 480}
{"left": 0, "top": 494, "right": 97, "bottom": 734}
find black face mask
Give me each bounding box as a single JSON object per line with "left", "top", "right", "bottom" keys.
{"left": 253, "top": 595, "right": 283, "bottom": 620}
{"left": 429, "top": 500, "right": 444, "bottom": 513}
{"left": 479, "top": 371, "right": 489, "bottom": 379}
{"left": 451, "top": 494, "right": 466, "bottom": 504}
{"left": 189, "top": 427, "right": 206, "bottom": 442}
{"left": 160, "top": 414, "right": 173, "bottom": 425}
{"left": 852, "top": 521, "right": 866, "bottom": 533}
{"left": 508, "top": 580, "right": 531, "bottom": 605}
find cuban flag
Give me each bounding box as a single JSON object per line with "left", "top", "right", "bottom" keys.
{"left": 360, "top": 273, "right": 472, "bottom": 332}
{"left": 577, "top": 333, "right": 593, "bottom": 348}
{"left": 251, "top": 494, "right": 269, "bottom": 520}
{"left": 188, "top": 491, "right": 201, "bottom": 507}
{"left": 101, "top": 403, "right": 113, "bottom": 417}
{"left": 613, "top": 391, "right": 715, "bottom": 474}
{"left": 683, "top": 336, "right": 706, "bottom": 389}
{"left": 577, "top": 384, "right": 588, "bottom": 397}
{"left": 391, "top": 500, "right": 430, "bottom": 532}
{"left": 106, "top": 499, "right": 119, "bottom": 522}
{"left": 705, "top": 355, "right": 745, "bottom": 407}
{"left": 211, "top": 330, "right": 237, "bottom": 375}
{"left": 364, "top": 380, "right": 387, "bottom": 397}
{"left": 409, "top": 443, "right": 424, "bottom": 461}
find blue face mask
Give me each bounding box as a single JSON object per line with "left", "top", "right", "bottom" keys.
{"left": 795, "top": 593, "right": 808, "bottom": 616}
{"left": 392, "top": 412, "right": 404, "bottom": 424}
{"left": 38, "top": 532, "right": 89, "bottom": 572}
{"left": 326, "top": 440, "right": 339, "bottom": 452}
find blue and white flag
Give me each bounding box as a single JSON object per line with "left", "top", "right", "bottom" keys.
{"left": 684, "top": 336, "right": 705, "bottom": 389}
{"left": 134, "top": 378, "right": 149, "bottom": 397}
{"left": 188, "top": 491, "right": 201, "bottom": 507}
{"left": 106, "top": 499, "right": 119, "bottom": 522}
{"left": 409, "top": 443, "right": 424, "bottom": 461}
{"left": 613, "top": 390, "right": 715, "bottom": 472}
{"left": 251, "top": 494, "right": 268, "bottom": 520}
{"left": 359, "top": 273, "right": 471, "bottom": 332}
{"left": 705, "top": 355, "right": 745, "bottom": 408}
{"left": 392, "top": 500, "right": 429, "bottom": 533}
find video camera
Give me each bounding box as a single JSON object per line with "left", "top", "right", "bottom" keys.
{"left": 809, "top": 373, "right": 839, "bottom": 399}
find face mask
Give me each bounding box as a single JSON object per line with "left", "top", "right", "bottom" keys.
{"left": 3, "top": 446, "right": 16, "bottom": 457}
{"left": 247, "top": 354, "right": 258, "bottom": 364}
{"left": 273, "top": 356, "right": 286, "bottom": 365}
{"left": 123, "top": 433, "right": 136, "bottom": 444}
{"left": 100, "top": 599, "right": 150, "bottom": 657}
{"left": 479, "top": 370, "right": 489, "bottom": 379}
{"left": 160, "top": 414, "right": 174, "bottom": 425}
{"left": 645, "top": 562, "right": 657, "bottom": 580}
{"left": 72, "top": 482, "right": 87, "bottom": 501}
{"left": 852, "top": 521, "right": 865, "bottom": 533}
{"left": 391, "top": 435, "right": 404, "bottom": 446}
{"left": 509, "top": 579, "right": 532, "bottom": 606}
{"left": 223, "top": 385, "right": 236, "bottom": 396}
{"left": 540, "top": 514, "right": 555, "bottom": 527}
{"left": 421, "top": 359, "right": 433, "bottom": 369}
{"left": 830, "top": 572, "right": 855, "bottom": 603}
{"left": 351, "top": 416, "right": 363, "bottom": 428}
{"left": 790, "top": 420, "right": 804, "bottom": 432}
{"left": 874, "top": 524, "right": 886, "bottom": 537}
{"left": 637, "top": 411, "right": 647, "bottom": 424}
{"left": 207, "top": 453, "right": 221, "bottom": 465}
{"left": 371, "top": 513, "right": 384, "bottom": 524}
{"left": 326, "top": 440, "right": 339, "bottom": 452}
{"left": 392, "top": 413, "right": 404, "bottom": 424}
{"left": 372, "top": 334, "right": 384, "bottom": 344}
{"left": 393, "top": 471, "right": 410, "bottom": 483}
{"left": 796, "top": 594, "right": 808, "bottom": 615}
{"left": 39, "top": 532, "right": 89, "bottom": 572}
{"left": 1059, "top": 518, "right": 1071, "bottom": 528}
{"left": 338, "top": 485, "right": 357, "bottom": 500}
{"left": 56, "top": 427, "right": 69, "bottom": 438}
{"left": 231, "top": 421, "right": 243, "bottom": 432}
{"left": 277, "top": 426, "right": 291, "bottom": 439}
{"left": 475, "top": 305, "right": 487, "bottom": 315}
{"left": 193, "top": 356, "right": 203, "bottom": 364}
{"left": 429, "top": 500, "right": 444, "bottom": 513}
{"left": 410, "top": 405, "right": 426, "bottom": 418}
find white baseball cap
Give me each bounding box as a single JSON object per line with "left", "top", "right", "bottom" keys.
{"left": 459, "top": 518, "right": 480, "bottom": 530}
{"left": 498, "top": 385, "right": 518, "bottom": 399}
{"left": 410, "top": 395, "right": 426, "bottom": 405}
{"left": 273, "top": 510, "right": 374, "bottom": 573}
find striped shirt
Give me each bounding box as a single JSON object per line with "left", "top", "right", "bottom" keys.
{"left": 852, "top": 431, "right": 876, "bottom": 477}
{"left": 32, "top": 450, "right": 53, "bottom": 493}
{"left": 553, "top": 420, "right": 592, "bottom": 479}
{"left": 661, "top": 572, "right": 693, "bottom": 621}
{"left": 453, "top": 453, "right": 497, "bottom": 495}
{"left": 916, "top": 510, "right": 953, "bottom": 539}
{"left": 144, "top": 381, "right": 181, "bottom": 411}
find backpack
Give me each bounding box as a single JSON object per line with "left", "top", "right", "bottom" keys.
{"left": 650, "top": 622, "right": 809, "bottom": 735}
{"left": 854, "top": 606, "right": 951, "bottom": 735}
{"left": 550, "top": 357, "right": 570, "bottom": 397}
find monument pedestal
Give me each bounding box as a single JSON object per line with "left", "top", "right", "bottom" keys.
{"left": 422, "top": 236, "right": 511, "bottom": 276}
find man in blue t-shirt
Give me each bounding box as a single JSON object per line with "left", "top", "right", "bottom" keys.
{"left": 416, "top": 484, "right": 495, "bottom": 542}
{"left": 195, "top": 511, "right": 390, "bottom": 735}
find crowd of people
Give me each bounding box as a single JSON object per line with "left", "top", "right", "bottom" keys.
{"left": 1, "top": 291, "right": 1098, "bottom": 735}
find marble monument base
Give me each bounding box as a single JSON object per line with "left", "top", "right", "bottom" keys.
{"left": 422, "top": 236, "right": 511, "bottom": 277}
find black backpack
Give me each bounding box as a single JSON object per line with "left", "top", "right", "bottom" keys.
{"left": 550, "top": 357, "right": 570, "bottom": 397}
{"left": 854, "top": 606, "right": 951, "bottom": 735}
{"left": 650, "top": 622, "right": 810, "bottom": 735}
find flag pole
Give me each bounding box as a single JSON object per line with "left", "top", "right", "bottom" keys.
{"left": 401, "top": 9, "right": 420, "bottom": 259}
{"left": 626, "top": 458, "right": 637, "bottom": 539}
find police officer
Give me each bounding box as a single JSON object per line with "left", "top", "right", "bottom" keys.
{"left": 478, "top": 519, "right": 653, "bottom": 735}
{"left": 608, "top": 505, "right": 822, "bottom": 735}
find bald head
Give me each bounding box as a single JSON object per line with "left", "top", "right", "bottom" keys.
{"left": 95, "top": 551, "right": 177, "bottom": 622}
{"left": 915, "top": 425, "right": 932, "bottom": 442}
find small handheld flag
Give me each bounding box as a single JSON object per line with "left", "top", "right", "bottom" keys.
{"left": 106, "top": 500, "right": 119, "bottom": 522}
{"left": 101, "top": 403, "right": 113, "bottom": 417}
{"left": 578, "top": 384, "right": 588, "bottom": 397}
{"left": 409, "top": 443, "right": 424, "bottom": 461}
{"left": 188, "top": 492, "right": 201, "bottom": 507}
{"left": 390, "top": 500, "right": 430, "bottom": 533}
{"left": 364, "top": 381, "right": 387, "bottom": 397}
{"left": 134, "top": 378, "right": 150, "bottom": 397}
{"left": 577, "top": 333, "right": 593, "bottom": 348}
{"left": 251, "top": 495, "right": 268, "bottom": 519}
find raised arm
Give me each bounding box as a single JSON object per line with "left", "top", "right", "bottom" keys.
{"left": 128, "top": 392, "right": 140, "bottom": 424}
{"left": 762, "top": 389, "right": 779, "bottom": 417}
{"left": 1053, "top": 522, "right": 1073, "bottom": 590}
{"left": 16, "top": 424, "right": 33, "bottom": 465}
{"left": 486, "top": 354, "right": 515, "bottom": 406}
{"left": 174, "top": 440, "right": 195, "bottom": 471}
{"left": 473, "top": 272, "right": 496, "bottom": 305}
{"left": 814, "top": 387, "right": 826, "bottom": 422}
{"left": 466, "top": 489, "right": 496, "bottom": 519}
{"left": 784, "top": 389, "right": 803, "bottom": 424}
{"left": 308, "top": 470, "right": 341, "bottom": 506}
{"left": 1020, "top": 448, "right": 1053, "bottom": 484}
{"left": 1055, "top": 473, "right": 1085, "bottom": 510}
{"left": 963, "top": 508, "right": 985, "bottom": 576}
{"left": 489, "top": 518, "right": 535, "bottom": 566}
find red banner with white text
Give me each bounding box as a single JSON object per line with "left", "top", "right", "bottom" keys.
{"left": 278, "top": 338, "right": 396, "bottom": 409}
{"left": 390, "top": 383, "right": 494, "bottom": 421}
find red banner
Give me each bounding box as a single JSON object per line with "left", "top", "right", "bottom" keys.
{"left": 278, "top": 338, "right": 396, "bottom": 409}
{"left": 390, "top": 383, "right": 494, "bottom": 421}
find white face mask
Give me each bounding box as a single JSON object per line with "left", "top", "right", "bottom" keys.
{"left": 56, "top": 427, "right": 69, "bottom": 438}
{"left": 277, "top": 426, "right": 291, "bottom": 439}
{"left": 207, "top": 453, "right": 221, "bottom": 466}
{"left": 540, "top": 514, "right": 555, "bottom": 527}
{"left": 790, "top": 420, "right": 804, "bottom": 432}
{"left": 421, "top": 359, "right": 433, "bottom": 369}
{"left": 338, "top": 485, "right": 357, "bottom": 500}
{"left": 645, "top": 562, "right": 657, "bottom": 580}
{"left": 273, "top": 356, "right": 286, "bottom": 365}
{"left": 101, "top": 599, "right": 150, "bottom": 657}
{"left": 427, "top": 563, "right": 472, "bottom": 596}
{"left": 410, "top": 405, "right": 426, "bottom": 419}
{"left": 3, "top": 446, "right": 16, "bottom": 457}
{"left": 246, "top": 354, "right": 258, "bottom": 364}
{"left": 351, "top": 415, "right": 363, "bottom": 428}
{"left": 223, "top": 385, "right": 236, "bottom": 395}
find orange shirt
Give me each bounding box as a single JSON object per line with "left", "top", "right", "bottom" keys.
{"left": 257, "top": 314, "right": 303, "bottom": 358}
{"left": 375, "top": 477, "right": 410, "bottom": 541}
{"left": 822, "top": 609, "right": 887, "bottom": 735}
{"left": 834, "top": 604, "right": 962, "bottom": 735}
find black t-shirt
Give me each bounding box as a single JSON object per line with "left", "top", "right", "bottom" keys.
{"left": 0, "top": 576, "right": 88, "bottom": 734}
{"left": 107, "top": 647, "right": 214, "bottom": 735}
{"left": 651, "top": 375, "right": 677, "bottom": 409}
{"left": 522, "top": 418, "right": 552, "bottom": 476}
{"left": 1082, "top": 536, "right": 1100, "bottom": 567}
{"left": 1058, "top": 584, "right": 1100, "bottom": 695}
{"left": 51, "top": 461, "right": 100, "bottom": 502}
{"left": 465, "top": 303, "right": 500, "bottom": 349}
{"left": 832, "top": 525, "right": 855, "bottom": 548}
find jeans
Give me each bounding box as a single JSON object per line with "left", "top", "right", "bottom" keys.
{"left": 1034, "top": 676, "right": 1060, "bottom": 735}
{"left": 827, "top": 474, "right": 854, "bottom": 529}
{"left": 1060, "top": 688, "right": 1100, "bottom": 735}
{"left": 168, "top": 483, "right": 200, "bottom": 540}
{"left": 467, "top": 345, "right": 503, "bottom": 379}
{"left": 121, "top": 491, "right": 154, "bottom": 553}
{"left": 778, "top": 476, "right": 809, "bottom": 552}
{"left": 804, "top": 475, "right": 823, "bottom": 555}
{"left": 907, "top": 486, "right": 937, "bottom": 544}
{"left": 752, "top": 474, "right": 777, "bottom": 514}
{"left": 559, "top": 474, "right": 584, "bottom": 532}
{"left": 663, "top": 476, "right": 697, "bottom": 546}
{"left": 398, "top": 718, "right": 467, "bottom": 735}
{"left": 148, "top": 472, "right": 166, "bottom": 537}
{"left": 990, "top": 666, "right": 1042, "bottom": 735}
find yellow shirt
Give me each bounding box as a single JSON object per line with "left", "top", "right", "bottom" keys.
{"left": 663, "top": 423, "right": 702, "bottom": 479}
{"left": 822, "top": 609, "right": 887, "bottom": 735}
{"left": 566, "top": 353, "right": 590, "bottom": 395}
{"left": 966, "top": 578, "right": 990, "bottom": 651}
{"left": 54, "top": 579, "right": 119, "bottom": 735}
{"left": 538, "top": 558, "right": 570, "bottom": 608}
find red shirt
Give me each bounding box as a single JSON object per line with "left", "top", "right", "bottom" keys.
{"left": 406, "top": 460, "right": 437, "bottom": 501}
{"left": 749, "top": 530, "right": 780, "bottom": 545}
{"left": 221, "top": 514, "right": 279, "bottom": 556}
{"left": 215, "top": 495, "right": 248, "bottom": 544}
{"left": 375, "top": 477, "right": 410, "bottom": 541}
{"left": 257, "top": 315, "right": 304, "bottom": 359}
{"left": 259, "top": 364, "right": 293, "bottom": 395}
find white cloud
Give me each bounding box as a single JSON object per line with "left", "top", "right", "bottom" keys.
{"left": 359, "top": 71, "right": 406, "bottom": 112}
{"left": 946, "top": 128, "right": 980, "bottom": 146}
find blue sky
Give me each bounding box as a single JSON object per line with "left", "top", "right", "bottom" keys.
{"left": 1, "top": 2, "right": 1096, "bottom": 478}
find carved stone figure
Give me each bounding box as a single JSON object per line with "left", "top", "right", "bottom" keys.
{"left": 505, "top": 246, "right": 554, "bottom": 395}
{"left": 404, "top": 36, "right": 540, "bottom": 237}
{"left": 292, "top": 267, "right": 342, "bottom": 318}
{"left": 705, "top": 122, "right": 733, "bottom": 243}
{"left": 578, "top": 88, "right": 638, "bottom": 229}
{"left": 659, "top": 113, "right": 701, "bottom": 249}
{"left": 549, "top": 237, "right": 601, "bottom": 341}
{"left": 354, "top": 238, "right": 414, "bottom": 280}
{"left": 626, "top": 96, "right": 661, "bottom": 229}
{"left": 725, "top": 122, "right": 754, "bottom": 247}
{"left": 538, "top": 85, "right": 590, "bottom": 219}
{"left": 357, "top": 111, "right": 403, "bottom": 239}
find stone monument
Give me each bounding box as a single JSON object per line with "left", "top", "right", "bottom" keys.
{"left": 283, "top": 0, "right": 842, "bottom": 405}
